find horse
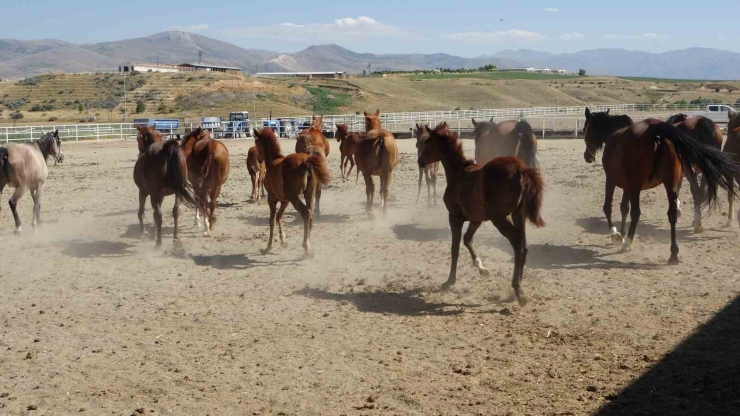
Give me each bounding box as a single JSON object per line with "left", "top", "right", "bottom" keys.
{"left": 471, "top": 118, "right": 539, "bottom": 167}
{"left": 418, "top": 122, "right": 545, "bottom": 306}
{"left": 0, "top": 130, "right": 63, "bottom": 234}
{"left": 296, "top": 115, "right": 330, "bottom": 216}
{"left": 723, "top": 114, "right": 740, "bottom": 227}
{"left": 252, "top": 127, "right": 330, "bottom": 259}
{"left": 413, "top": 123, "right": 440, "bottom": 206}
{"left": 729, "top": 109, "right": 740, "bottom": 133}
{"left": 134, "top": 128, "right": 195, "bottom": 248}
{"left": 335, "top": 123, "right": 360, "bottom": 181}
{"left": 666, "top": 113, "right": 724, "bottom": 232}
{"left": 583, "top": 108, "right": 738, "bottom": 264}
{"left": 246, "top": 146, "right": 266, "bottom": 204}
{"left": 179, "top": 127, "right": 230, "bottom": 237}
{"left": 355, "top": 110, "right": 398, "bottom": 217}
{"left": 136, "top": 124, "right": 164, "bottom": 155}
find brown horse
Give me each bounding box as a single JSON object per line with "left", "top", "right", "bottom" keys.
{"left": 729, "top": 109, "right": 740, "bottom": 133}
{"left": 418, "top": 122, "right": 545, "bottom": 306}
{"left": 0, "top": 131, "right": 63, "bottom": 234}
{"left": 723, "top": 112, "right": 740, "bottom": 227}
{"left": 335, "top": 123, "right": 360, "bottom": 181}
{"left": 666, "top": 113, "right": 724, "bottom": 232}
{"left": 253, "top": 127, "right": 330, "bottom": 258}
{"left": 413, "top": 123, "right": 440, "bottom": 206}
{"left": 471, "top": 118, "right": 539, "bottom": 167}
{"left": 136, "top": 124, "right": 164, "bottom": 155}
{"left": 355, "top": 110, "right": 398, "bottom": 216}
{"left": 296, "top": 116, "right": 330, "bottom": 216}
{"left": 584, "top": 108, "right": 738, "bottom": 264}
{"left": 134, "top": 131, "right": 195, "bottom": 248}
{"left": 246, "top": 146, "right": 266, "bottom": 204}
{"left": 180, "top": 127, "right": 230, "bottom": 237}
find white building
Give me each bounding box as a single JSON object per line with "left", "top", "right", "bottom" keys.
{"left": 118, "top": 62, "right": 180, "bottom": 73}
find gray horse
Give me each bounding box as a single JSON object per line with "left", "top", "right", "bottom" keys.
{"left": 0, "top": 130, "right": 63, "bottom": 234}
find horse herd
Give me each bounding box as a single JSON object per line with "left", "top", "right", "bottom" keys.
{"left": 2, "top": 108, "right": 740, "bottom": 306}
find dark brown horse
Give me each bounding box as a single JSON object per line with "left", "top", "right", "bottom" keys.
{"left": 723, "top": 113, "right": 740, "bottom": 227}
{"left": 134, "top": 128, "right": 195, "bottom": 248}
{"left": 335, "top": 123, "right": 360, "bottom": 181}
{"left": 179, "top": 127, "right": 230, "bottom": 236}
{"left": 295, "top": 116, "right": 330, "bottom": 216}
{"left": 136, "top": 124, "right": 164, "bottom": 155}
{"left": 471, "top": 118, "right": 539, "bottom": 167}
{"left": 253, "top": 127, "right": 330, "bottom": 258}
{"left": 666, "top": 113, "right": 724, "bottom": 232}
{"left": 355, "top": 110, "right": 398, "bottom": 217}
{"left": 584, "top": 108, "right": 738, "bottom": 264}
{"left": 419, "top": 122, "right": 545, "bottom": 306}
{"left": 246, "top": 146, "right": 266, "bottom": 204}
{"left": 414, "top": 123, "right": 440, "bottom": 206}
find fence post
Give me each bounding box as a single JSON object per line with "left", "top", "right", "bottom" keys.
{"left": 96, "top": 124, "right": 100, "bottom": 142}
{"left": 575, "top": 119, "right": 579, "bottom": 139}
{"left": 120, "top": 123, "right": 124, "bottom": 141}
{"left": 75, "top": 125, "right": 79, "bottom": 142}
{"left": 542, "top": 119, "right": 545, "bottom": 139}
{"left": 457, "top": 119, "right": 461, "bottom": 136}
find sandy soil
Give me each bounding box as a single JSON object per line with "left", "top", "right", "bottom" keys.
{"left": 1, "top": 137, "right": 739, "bottom": 415}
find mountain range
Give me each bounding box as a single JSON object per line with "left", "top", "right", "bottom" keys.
{"left": 2, "top": 31, "right": 740, "bottom": 80}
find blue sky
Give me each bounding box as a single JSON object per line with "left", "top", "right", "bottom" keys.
{"left": 3, "top": 1, "right": 739, "bottom": 56}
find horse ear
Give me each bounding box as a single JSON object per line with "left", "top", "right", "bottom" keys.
{"left": 489, "top": 117, "right": 494, "bottom": 123}
{"left": 471, "top": 118, "right": 477, "bottom": 127}
{"left": 54, "top": 129, "right": 59, "bottom": 137}
{"left": 363, "top": 111, "right": 369, "bottom": 117}
{"left": 374, "top": 109, "right": 380, "bottom": 116}
{"left": 606, "top": 109, "right": 610, "bottom": 115}
{"left": 252, "top": 128, "right": 260, "bottom": 137}
{"left": 585, "top": 108, "right": 591, "bottom": 119}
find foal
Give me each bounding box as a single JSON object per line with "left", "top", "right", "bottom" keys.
{"left": 414, "top": 123, "right": 440, "bottom": 206}
{"left": 355, "top": 110, "right": 398, "bottom": 216}
{"left": 418, "top": 122, "right": 545, "bottom": 306}
{"left": 253, "top": 128, "right": 330, "bottom": 258}
{"left": 335, "top": 123, "right": 360, "bottom": 181}
{"left": 246, "top": 146, "right": 266, "bottom": 204}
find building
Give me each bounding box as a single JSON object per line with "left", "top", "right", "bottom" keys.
{"left": 118, "top": 62, "right": 180, "bottom": 73}
{"left": 555, "top": 69, "right": 568, "bottom": 75}
{"left": 255, "top": 71, "right": 345, "bottom": 79}
{"left": 178, "top": 63, "right": 243, "bottom": 75}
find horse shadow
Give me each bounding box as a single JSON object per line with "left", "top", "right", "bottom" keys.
{"left": 62, "top": 240, "right": 134, "bottom": 258}
{"left": 293, "top": 287, "right": 480, "bottom": 316}
{"left": 239, "top": 215, "right": 300, "bottom": 227}
{"left": 315, "top": 214, "right": 351, "bottom": 224}
{"left": 596, "top": 295, "right": 740, "bottom": 415}
{"left": 191, "top": 254, "right": 257, "bottom": 270}
{"left": 577, "top": 216, "right": 722, "bottom": 242}
{"left": 95, "top": 209, "right": 139, "bottom": 218}
{"left": 217, "top": 202, "right": 239, "bottom": 209}
{"left": 121, "top": 224, "right": 174, "bottom": 240}
{"left": 392, "top": 224, "right": 449, "bottom": 242}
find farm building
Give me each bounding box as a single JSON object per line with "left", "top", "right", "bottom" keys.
{"left": 255, "top": 71, "right": 346, "bottom": 79}
{"left": 118, "top": 62, "right": 180, "bottom": 73}
{"left": 178, "top": 63, "right": 243, "bottom": 75}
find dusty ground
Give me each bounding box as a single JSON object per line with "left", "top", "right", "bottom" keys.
{"left": 1, "top": 137, "right": 739, "bottom": 415}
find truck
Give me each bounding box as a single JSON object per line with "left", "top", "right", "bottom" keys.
{"left": 133, "top": 118, "right": 179, "bottom": 137}
{"left": 201, "top": 116, "right": 221, "bottom": 134}
{"left": 686, "top": 104, "right": 737, "bottom": 123}
{"left": 224, "top": 111, "right": 250, "bottom": 138}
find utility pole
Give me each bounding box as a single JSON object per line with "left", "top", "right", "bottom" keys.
{"left": 123, "top": 72, "right": 127, "bottom": 122}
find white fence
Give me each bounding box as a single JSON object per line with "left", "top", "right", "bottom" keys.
{"left": 1, "top": 102, "right": 734, "bottom": 143}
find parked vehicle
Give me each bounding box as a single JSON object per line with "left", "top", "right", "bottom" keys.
{"left": 133, "top": 118, "right": 179, "bottom": 137}
{"left": 686, "top": 105, "right": 737, "bottom": 123}
{"left": 201, "top": 116, "right": 221, "bottom": 133}
{"left": 225, "top": 111, "right": 250, "bottom": 138}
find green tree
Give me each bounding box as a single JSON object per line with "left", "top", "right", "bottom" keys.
{"left": 78, "top": 103, "right": 83, "bottom": 113}
{"left": 135, "top": 100, "right": 146, "bottom": 114}
{"left": 578, "top": 69, "right": 587, "bottom": 76}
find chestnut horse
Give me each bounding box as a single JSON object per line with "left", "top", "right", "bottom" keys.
{"left": 246, "top": 146, "right": 266, "bottom": 203}
{"left": 253, "top": 127, "right": 330, "bottom": 258}
{"left": 471, "top": 118, "right": 539, "bottom": 167}
{"left": 136, "top": 124, "right": 163, "bottom": 155}
{"left": 179, "top": 128, "right": 230, "bottom": 236}
{"left": 295, "top": 116, "right": 330, "bottom": 216}
{"left": 666, "top": 113, "right": 724, "bottom": 232}
{"left": 413, "top": 123, "right": 440, "bottom": 206}
{"left": 335, "top": 123, "right": 360, "bottom": 181}
{"left": 134, "top": 130, "right": 195, "bottom": 248}
{"left": 355, "top": 110, "right": 398, "bottom": 216}
{"left": 584, "top": 108, "right": 738, "bottom": 264}
{"left": 419, "top": 122, "right": 545, "bottom": 306}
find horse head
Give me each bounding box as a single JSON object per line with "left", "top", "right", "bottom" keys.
{"left": 471, "top": 117, "right": 496, "bottom": 142}
{"left": 39, "top": 130, "right": 63, "bottom": 164}
{"left": 135, "top": 124, "right": 162, "bottom": 155}
{"left": 364, "top": 109, "right": 381, "bottom": 131}
{"left": 583, "top": 108, "right": 632, "bottom": 164}
{"left": 418, "top": 122, "right": 455, "bottom": 168}
{"left": 335, "top": 124, "right": 349, "bottom": 143}
{"left": 413, "top": 123, "right": 429, "bottom": 150}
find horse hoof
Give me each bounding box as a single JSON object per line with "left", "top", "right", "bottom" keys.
{"left": 155, "top": 241, "right": 163, "bottom": 248}
{"left": 694, "top": 225, "right": 704, "bottom": 234}
{"left": 479, "top": 267, "right": 490, "bottom": 277}
{"left": 14, "top": 228, "right": 21, "bottom": 235}
{"left": 668, "top": 256, "right": 680, "bottom": 265}
{"left": 141, "top": 231, "right": 149, "bottom": 241}
{"left": 260, "top": 247, "right": 272, "bottom": 255}
{"left": 610, "top": 232, "right": 623, "bottom": 245}
{"left": 302, "top": 252, "right": 315, "bottom": 260}
{"left": 202, "top": 231, "right": 212, "bottom": 237}
{"left": 440, "top": 280, "right": 455, "bottom": 291}
{"left": 620, "top": 237, "right": 633, "bottom": 253}
{"left": 281, "top": 242, "right": 288, "bottom": 248}
{"left": 517, "top": 294, "right": 529, "bottom": 307}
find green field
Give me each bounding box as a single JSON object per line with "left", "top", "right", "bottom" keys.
{"left": 617, "top": 76, "right": 712, "bottom": 84}
{"left": 405, "top": 72, "right": 581, "bottom": 81}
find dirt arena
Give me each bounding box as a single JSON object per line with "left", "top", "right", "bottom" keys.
{"left": 1, "top": 136, "right": 738, "bottom": 415}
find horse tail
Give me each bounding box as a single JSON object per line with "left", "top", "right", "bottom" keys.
{"left": 375, "top": 136, "right": 385, "bottom": 171}
{"left": 514, "top": 121, "right": 539, "bottom": 168}
{"left": 305, "top": 151, "right": 331, "bottom": 186}
{"left": 164, "top": 140, "right": 196, "bottom": 208}
{"left": 695, "top": 117, "right": 722, "bottom": 149}
{"left": 519, "top": 167, "right": 546, "bottom": 227}
{"left": 0, "top": 147, "right": 9, "bottom": 182}
{"left": 652, "top": 122, "right": 739, "bottom": 209}
{"left": 198, "top": 147, "right": 216, "bottom": 188}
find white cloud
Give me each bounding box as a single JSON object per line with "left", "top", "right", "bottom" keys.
{"left": 169, "top": 23, "right": 209, "bottom": 33}
{"left": 220, "top": 16, "right": 404, "bottom": 40}
{"left": 444, "top": 29, "right": 543, "bottom": 44}
{"left": 560, "top": 32, "right": 584, "bottom": 40}
{"left": 545, "top": 7, "right": 559, "bottom": 12}
{"left": 605, "top": 33, "right": 667, "bottom": 40}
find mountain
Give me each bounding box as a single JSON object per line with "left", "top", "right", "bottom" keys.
{"left": 2, "top": 31, "right": 740, "bottom": 79}
{"left": 492, "top": 47, "right": 740, "bottom": 79}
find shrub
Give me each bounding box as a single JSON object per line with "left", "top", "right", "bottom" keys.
{"left": 578, "top": 69, "right": 587, "bottom": 76}
{"left": 135, "top": 100, "right": 146, "bottom": 113}
{"left": 11, "top": 111, "right": 24, "bottom": 120}
{"left": 48, "top": 116, "right": 58, "bottom": 122}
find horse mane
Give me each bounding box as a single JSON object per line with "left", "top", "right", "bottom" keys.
{"left": 258, "top": 127, "right": 283, "bottom": 157}
{"left": 182, "top": 128, "right": 209, "bottom": 144}
{"left": 586, "top": 112, "right": 634, "bottom": 150}
{"left": 36, "top": 132, "right": 56, "bottom": 161}
{"left": 430, "top": 122, "right": 474, "bottom": 166}
{"left": 667, "top": 113, "right": 688, "bottom": 124}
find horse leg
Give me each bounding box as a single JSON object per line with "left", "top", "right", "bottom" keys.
{"left": 347, "top": 157, "right": 355, "bottom": 181}
{"left": 618, "top": 191, "right": 629, "bottom": 238}
{"left": 172, "top": 197, "right": 184, "bottom": 252}
{"left": 250, "top": 171, "right": 257, "bottom": 201}
{"left": 463, "top": 221, "right": 488, "bottom": 276}
{"left": 291, "top": 196, "right": 313, "bottom": 259}
{"left": 261, "top": 196, "right": 278, "bottom": 254}
{"left": 603, "top": 179, "right": 621, "bottom": 244}
{"left": 150, "top": 193, "right": 164, "bottom": 247}
{"left": 512, "top": 210, "right": 529, "bottom": 306}
{"left": 728, "top": 187, "right": 735, "bottom": 228}
{"left": 193, "top": 183, "right": 203, "bottom": 229}
{"left": 687, "top": 173, "right": 704, "bottom": 233}
{"left": 622, "top": 190, "right": 641, "bottom": 253}
{"left": 204, "top": 184, "right": 221, "bottom": 236}
{"left": 415, "top": 168, "right": 424, "bottom": 204}
{"left": 31, "top": 184, "right": 43, "bottom": 232}
{"left": 315, "top": 184, "right": 322, "bottom": 217}
{"left": 340, "top": 155, "right": 346, "bottom": 180}
{"left": 431, "top": 164, "right": 438, "bottom": 206}
{"left": 363, "top": 171, "right": 374, "bottom": 217}
{"left": 138, "top": 189, "right": 148, "bottom": 240}
{"left": 666, "top": 185, "right": 680, "bottom": 265}
{"left": 491, "top": 215, "right": 526, "bottom": 306}
{"left": 8, "top": 186, "right": 25, "bottom": 234}
{"left": 425, "top": 168, "right": 433, "bottom": 207}
{"left": 381, "top": 171, "right": 392, "bottom": 216}
{"left": 442, "top": 215, "right": 464, "bottom": 290}
{"left": 276, "top": 201, "right": 288, "bottom": 248}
